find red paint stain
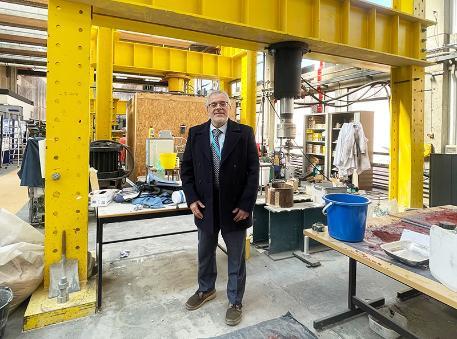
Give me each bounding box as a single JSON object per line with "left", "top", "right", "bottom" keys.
{"left": 371, "top": 230, "right": 401, "bottom": 243}
{"left": 363, "top": 221, "right": 429, "bottom": 253}
{"left": 423, "top": 210, "right": 457, "bottom": 225}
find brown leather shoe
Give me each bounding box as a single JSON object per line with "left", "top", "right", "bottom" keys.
{"left": 225, "top": 303, "right": 242, "bottom": 326}
{"left": 185, "top": 289, "right": 216, "bottom": 310}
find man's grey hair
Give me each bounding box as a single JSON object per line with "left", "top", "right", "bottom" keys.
{"left": 205, "top": 90, "right": 230, "bottom": 107}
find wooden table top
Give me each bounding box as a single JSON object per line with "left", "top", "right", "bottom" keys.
{"left": 304, "top": 206, "right": 457, "bottom": 310}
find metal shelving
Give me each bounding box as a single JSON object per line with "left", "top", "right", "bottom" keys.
{"left": 1, "top": 105, "right": 25, "bottom": 169}
{"left": 303, "top": 111, "right": 374, "bottom": 189}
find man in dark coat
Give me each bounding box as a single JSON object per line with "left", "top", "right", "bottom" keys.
{"left": 181, "top": 90, "right": 259, "bottom": 326}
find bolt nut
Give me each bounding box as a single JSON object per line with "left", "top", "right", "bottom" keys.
{"left": 52, "top": 172, "right": 61, "bottom": 180}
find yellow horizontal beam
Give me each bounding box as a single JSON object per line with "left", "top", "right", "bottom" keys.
{"left": 118, "top": 31, "right": 194, "bottom": 49}
{"left": 79, "top": 0, "right": 433, "bottom": 67}
{"left": 111, "top": 40, "right": 240, "bottom": 80}
{"left": 221, "top": 47, "right": 246, "bottom": 58}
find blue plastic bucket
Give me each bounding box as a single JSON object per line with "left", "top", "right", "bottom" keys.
{"left": 322, "top": 193, "right": 371, "bottom": 242}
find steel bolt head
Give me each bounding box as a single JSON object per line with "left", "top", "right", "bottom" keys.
{"left": 52, "top": 172, "right": 61, "bottom": 180}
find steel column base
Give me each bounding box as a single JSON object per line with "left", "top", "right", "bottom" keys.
{"left": 313, "top": 297, "right": 385, "bottom": 330}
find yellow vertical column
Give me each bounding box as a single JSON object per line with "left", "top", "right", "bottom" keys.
{"left": 166, "top": 73, "right": 189, "bottom": 92}
{"left": 89, "top": 66, "right": 95, "bottom": 141}
{"left": 389, "top": 0, "right": 425, "bottom": 208}
{"left": 24, "top": 2, "right": 95, "bottom": 330}
{"left": 241, "top": 50, "right": 257, "bottom": 129}
{"left": 220, "top": 80, "right": 232, "bottom": 96}
{"left": 45, "top": 0, "right": 91, "bottom": 286}
{"left": 95, "top": 27, "right": 114, "bottom": 140}
{"left": 389, "top": 66, "right": 425, "bottom": 208}
{"left": 186, "top": 77, "right": 194, "bottom": 94}
{"left": 168, "top": 77, "right": 186, "bottom": 92}
{"left": 392, "top": 0, "right": 414, "bottom": 13}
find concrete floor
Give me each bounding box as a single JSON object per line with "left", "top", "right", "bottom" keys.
{"left": 0, "top": 166, "right": 29, "bottom": 215}
{"left": 3, "top": 212, "right": 457, "bottom": 339}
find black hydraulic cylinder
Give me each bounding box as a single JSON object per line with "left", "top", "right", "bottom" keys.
{"left": 269, "top": 41, "right": 309, "bottom": 100}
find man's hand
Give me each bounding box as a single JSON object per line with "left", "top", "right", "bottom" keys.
{"left": 232, "top": 208, "right": 249, "bottom": 222}
{"left": 190, "top": 200, "right": 205, "bottom": 219}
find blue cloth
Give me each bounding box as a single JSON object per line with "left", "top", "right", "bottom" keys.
{"left": 146, "top": 173, "right": 181, "bottom": 187}
{"left": 131, "top": 192, "right": 173, "bottom": 208}
{"left": 17, "top": 138, "right": 44, "bottom": 187}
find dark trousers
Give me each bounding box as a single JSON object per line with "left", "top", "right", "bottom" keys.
{"left": 197, "top": 189, "right": 246, "bottom": 305}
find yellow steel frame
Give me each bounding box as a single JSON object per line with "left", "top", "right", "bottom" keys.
{"left": 112, "top": 40, "right": 241, "bottom": 80}
{"left": 34, "top": 0, "right": 428, "bottom": 329}
{"left": 389, "top": 0, "right": 426, "bottom": 208}
{"left": 95, "top": 27, "right": 114, "bottom": 140}
{"left": 390, "top": 65, "right": 424, "bottom": 208}
{"left": 78, "top": 0, "right": 433, "bottom": 67}
{"left": 112, "top": 98, "right": 127, "bottom": 128}
{"left": 90, "top": 31, "right": 244, "bottom": 134}
{"left": 167, "top": 77, "right": 186, "bottom": 92}
{"left": 45, "top": 0, "right": 91, "bottom": 288}
{"left": 90, "top": 32, "right": 242, "bottom": 80}
{"left": 219, "top": 80, "right": 232, "bottom": 96}
{"left": 33, "top": 0, "right": 96, "bottom": 329}
{"left": 113, "top": 99, "right": 127, "bottom": 115}
{"left": 240, "top": 51, "right": 257, "bottom": 129}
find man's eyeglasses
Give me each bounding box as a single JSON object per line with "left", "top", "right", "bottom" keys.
{"left": 208, "top": 101, "right": 229, "bottom": 108}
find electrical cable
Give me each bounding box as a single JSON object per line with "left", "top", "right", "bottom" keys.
{"left": 306, "top": 84, "right": 377, "bottom": 106}
{"left": 325, "top": 85, "right": 388, "bottom": 108}
{"left": 302, "top": 78, "right": 354, "bottom": 103}
{"left": 299, "top": 84, "right": 388, "bottom": 108}
{"left": 90, "top": 140, "right": 135, "bottom": 181}
{"left": 301, "top": 78, "right": 388, "bottom": 103}
{"left": 303, "top": 82, "right": 388, "bottom": 106}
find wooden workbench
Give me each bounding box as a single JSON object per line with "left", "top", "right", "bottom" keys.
{"left": 305, "top": 227, "right": 457, "bottom": 310}
{"left": 304, "top": 206, "right": 457, "bottom": 338}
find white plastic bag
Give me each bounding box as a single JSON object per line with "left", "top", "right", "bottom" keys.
{"left": 0, "top": 208, "right": 44, "bottom": 311}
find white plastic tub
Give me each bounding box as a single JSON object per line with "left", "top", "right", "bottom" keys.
{"left": 430, "top": 225, "right": 457, "bottom": 292}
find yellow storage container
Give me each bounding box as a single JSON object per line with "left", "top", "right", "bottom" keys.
{"left": 159, "top": 153, "right": 177, "bottom": 169}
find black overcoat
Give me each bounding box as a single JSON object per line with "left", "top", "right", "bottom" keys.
{"left": 181, "top": 119, "right": 259, "bottom": 233}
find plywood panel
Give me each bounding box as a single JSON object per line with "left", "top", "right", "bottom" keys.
{"left": 127, "top": 93, "right": 235, "bottom": 178}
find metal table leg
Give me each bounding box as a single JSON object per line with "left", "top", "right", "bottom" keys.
{"left": 313, "top": 258, "right": 419, "bottom": 338}
{"left": 96, "top": 216, "right": 103, "bottom": 310}
{"left": 313, "top": 258, "right": 385, "bottom": 329}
